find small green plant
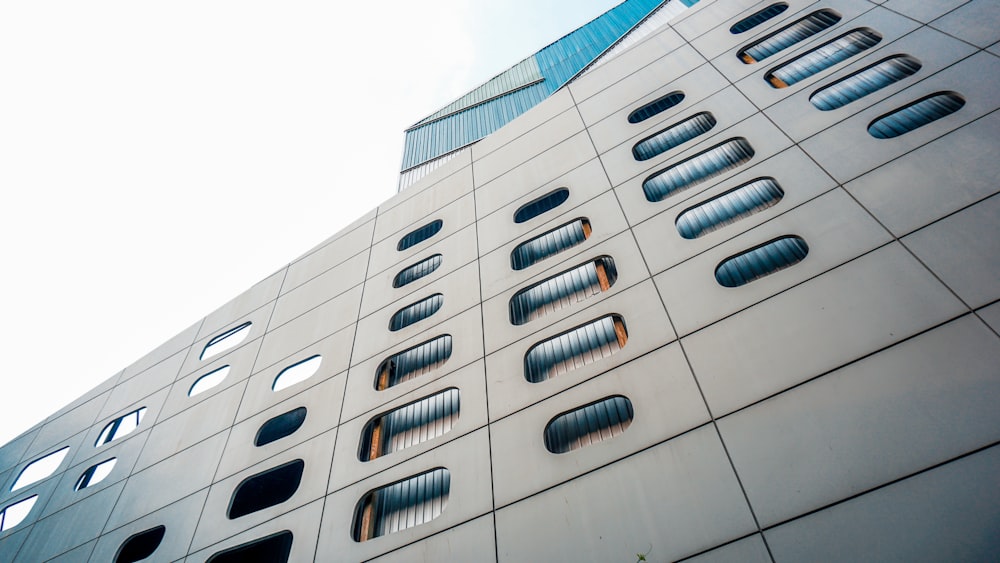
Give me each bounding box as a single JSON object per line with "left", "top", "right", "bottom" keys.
{"left": 636, "top": 545, "right": 652, "bottom": 562}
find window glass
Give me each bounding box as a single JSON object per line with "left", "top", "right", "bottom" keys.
{"left": 96, "top": 407, "right": 147, "bottom": 447}
{"left": 272, "top": 356, "right": 322, "bottom": 393}
{"left": 75, "top": 458, "right": 117, "bottom": 491}
{"left": 10, "top": 447, "right": 69, "bottom": 491}
{"left": 201, "top": 322, "right": 251, "bottom": 361}
{"left": 189, "top": 365, "right": 231, "bottom": 397}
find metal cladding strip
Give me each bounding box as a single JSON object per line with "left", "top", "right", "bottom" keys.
{"left": 389, "top": 294, "right": 444, "bottom": 332}
{"left": 579, "top": 0, "right": 691, "bottom": 76}
{"left": 393, "top": 254, "right": 443, "bottom": 289}
{"left": 738, "top": 9, "right": 842, "bottom": 64}
{"left": 377, "top": 388, "right": 460, "bottom": 457}
{"left": 868, "top": 92, "right": 966, "bottom": 139}
{"left": 627, "top": 91, "right": 686, "bottom": 124}
{"left": 379, "top": 335, "right": 453, "bottom": 390}
{"left": 766, "top": 28, "right": 882, "bottom": 89}
{"left": 715, "top": 235, "right": 810, "bottom": 288}
{"left": 811, "top": 54, "right": 922, "bottom": 111}
{"left": 642, "top": 138, "right": 755, "bottom": 203}
{"left": 514, "top": 188, "right": 570, "bottom": 224}
{"left": 511, "top": 218, "right": 591, "bottom": 270}
{"left": 510, "top": 257, "right": 618, "bottom": 325}
{"left": 368, "top": 468, "right": 450, "bottom": 539}
{"left": 543, "top": 396, "right": 634, "bottom": 454}
{"left": 524, "top": 315, "right": 626, "bottom": 383}
{"left": 397, "top": 219, "right": 443, "bottom": 252}
{"left": 730, "top": 2, "right": 789, "bottom": 35}
{"left": 676, "top": 178, "right": 785, "bottom": 239}
{"left": 633, "top": 111, "right": 718, "bottom": 161}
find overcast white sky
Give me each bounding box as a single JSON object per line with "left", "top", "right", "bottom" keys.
{"left": 0, "top": 1, "right": 625, "bottom": 447}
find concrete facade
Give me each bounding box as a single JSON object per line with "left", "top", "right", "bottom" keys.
{"left": 1, "top": 0, "right": 999, "bottom": 560}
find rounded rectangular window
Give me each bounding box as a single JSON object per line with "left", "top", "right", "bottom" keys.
{"left": 513, "top": 188, "right": 570, "bottom": 224}
{"left": 511, "top": 218, "right": 592, "bottom": 271}
{"left": 206, "top": 531, "right": 293, "bottom": 563}
{"left": 524, "top": 315, "right": 627, "bottom": 383}
{"left": 737, "top": 9, "right": 841, "bottom": 64}
{"left": 75, "top": 458, "right": 117, "bottom": 491}
{"left": 393, "top": 254, "right": 442, "bottom": 288}
{"left": 201, "top": 322, "right": 252, "bottom": 361}
{"left": 730, "top": 3, "right": 788, "bottom": 34}
{"left": 255, "top": 407, "right": 307, "bottom": 447}
{"left": 115, "top": 525, "right": 166, "bottom": 563}
{"left": 632, "top": 112, "right": 717, "bottom": 161}
{"left": 352, "top": 468, "right": 450, "bottom": 542}
{"left": 765, "top": 28, "right": 882, "bottom": 88}
{"left": 374, "top": 335, "right": 453, "bottom": 391}
{"left": 643, "top": 138, "right": 755, "bottom": 203}
{"left": 389, "top": 294, "right": 444, "bottom": 331}
{"left": 96, "top": 407, "right": 147, "bottom": 447}
{"left": 628, "top": 91, "right": 685, "bottom": 124}
{"left": 359, "top": 388, "right": 460, "bottom": 461}
{"left": 0, "top": 495, "right": 38, "bottom": 532}
{"left": 868, "top": 92, "right": 965, "bottom": 139}
{"left": 397, "top": 220, "right": 443, "bottom": 251}
{"left": 544, "top": 396, "right": 634, "bottom": 454}
{"left": 228, "top": 459, "right": 305, "bottom": 519}
{"left": 272, "top": 355, "right": 322, "bottom": 393}
{"left": 675, "top": 178, "right": 784, "bottom": 239}
{"left": 189, "top": 365, "right": 231, "bottom": 397}
{"left": 10, "top": 446, "right": 69, "bottom": 492}
{"left": 810, "top": 54, "right": 922, "bottom": 111}
{"left": 715, "top": 235, "right": 809, "bottom": 287}
{"left": 510, "top": 256, "right": 618, "bottom": 325}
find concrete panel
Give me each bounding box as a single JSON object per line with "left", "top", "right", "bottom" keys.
{"left": 118, "top": 322, "right": 199, "bottom": 381}
{"left": 45, "top": 540, "right": 95, "bottom": 563}
{"left": 600, "top": 86, "right": 761, "bottom": 188}
{"left": 368, "top": 514, "right": 496, "bottom": 563}
{"left": 255, "top": 305, "right": 357, "bottom": 380}
{"left": 367, "top": 193, "right": 475, "bottom": 280}
{"left": 685, "top": 242, "right": 966, "bottom": 417}
{"left": 474, "top": 132, "right": 598, "bottom": 219}
{"left": 14, "top": 481, "right": 125, "bottom": 563}
{"left": 100, "top": 349, "right": 186, "bottom": 422}
{"left": 197, "top": 269, "right": 285, "bottom": 341}
{"left": 185, "top": 497, "right": 323, "bottom": 563}
{"left": 316, "top": 428, "right": 493, "bottom": 562}
{"left": 672, "top": 0, "right": 782, "bottom": 42}
{"left": 374, "top": 165, "right": 474, "bottom": 245}
{"left": 844, "top": 106, "right": 1000, "bottom": 236}
{"left": 800, "top": 51, "right": 1000, "bottom": 183}
{"left": 237, "top": 330, "right": 352, "bottom": 424}
{"left": 734, "top": 8, "right": 921, "bottom": 111}
{"left": 479, "top": 190, "right": 630, "bottom": 300}
{"left": 482, "top": 231, "right": 651, "bottom": 354}
{"left": 614, "top": 112, "right": 795, "bottom": 227}
{"left": 42, "top": 371, "right": 121, "bottom": 429}
{"left": 283, "top": 217, "right": 375, "bottom": 294}
{"left": 104, "top": 430, "right": 228, "bottom": 531}
{"left": 977, "top": 300, "right": 1000, "bottom": 334}
{"left": 1, "top": 436, "right": 80, "bottom": 509}
{"left": 471, "top": 89, "right": 576, "bottom": 162}
{"left": 159, "top": 336, "right": 261, "bottom": 422}
{"left": 765, "top": 445, "right": 1000, "bottom": 562}
{"left": 569, "top": 25, "right": 687, "bottom": 103}
{"left": 178, "top": 304, "right": 275, "bottom": 378}
{"left": 490, "top": 342, "right": 709, "bottom": 506}
{"left": 688, "top": 0, "right": 823, "bottom": 60}
{"left": 89, "top": 489, "right": 208, "bottom": 563}
{"left": 270, "top": 250, "right": 367, "bottom": 329}
{"left": 217, "top": 373, "right": 346, "bottom": 481}
{"left": 763, "top": 25, "right": 976, "bottom": 142}
{"left": 632, "top": 146, "right": 837, "bottom": 275}
{"left": 134, "top": 383, "right": 243, "bottom": 473}
{"left": 476, "top": 158, "right": 612, "bottom": 255}
{"left": 720, "top": 314, "right": 1000, "bottom": 526}
{"left": 26, "top": 391, "right": 110, "bottom": 464}
{"left": 485, "top": 280, "right": 675, "bottom": 421}
{"left": 0, "top": 527, "right": 31, "bottom": 562}
{"left": 472, "top": 108, "right": 586, "bottom": 188}
{"left": 495, "top": 425, "right": 757, "bottom": 562}
{"left": 352, "top": 261, "right": 480, "bottom": 365}
{"left": 0, "top": 429, "right": 39, "bottom": 474}
{"left": 190, "top": 429, "right": 337, "bottom": 552}
{"left": 902, "top": 194, "right": 1000, "bottom": 308}
{"left": 330, "top": 361, "right": 488, "bottom": 493}
{"left": 681, "top": 534, "right": 772, "bottom": 563}
{"left": 389, "top": 155, "right": 473, "bottom": 214}
{"left": 883, "top": 0, "right": 972, "bottom": 23}
{"left": 931, "top": 0, "right": 1000, "bottom": 48}
{"left": 654, "top": 188, "right": 892, "bottom": 335}
{"left": 362, "top": 223, "right": 478, "bottom": 318}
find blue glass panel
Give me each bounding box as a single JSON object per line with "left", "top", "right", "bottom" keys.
{"left": 868, "top": 91, "right": 965, "bottom": 139}
{"left": 715, "top": 236, "right": 809, "bottom": 287}
{"left": 811, "top": 55, "right": 922, "bottom": 110}
{"left": 766, "top": 28, "right": 882, "bottom": 88}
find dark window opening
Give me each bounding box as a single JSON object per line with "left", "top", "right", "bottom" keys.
{"left": 393, "top": 254, "right": 443, "bottom": 288}
{"left": 643, "top": 138, "right": 755, "bottom": 203}
{"left": 374, "top": 335, "right": 453, "bottom": 391}
{"left": 397, "top": 220, "right": 443, "bottom": 251}
{"left": 511, "top": 218, "right": 592, "bottom": 271}
{"left": 255, "top": 407, "right": 307, "bottom": 447}
{"left": 510, "top": 256, "right": 618, "bottom": 325}
{"left": 514, "top": 188, "right": 570, "bottom": 223}
{"left": 544, "top": 396, "right": 634, "bottom": 454}
{"left": 632, "top": 112, "right": 717, "bottom": 161}
{"left": 628, "top": 91, "right": 685, "bottom": 124}
{"left": 359, "top": 388, "right": 460, "bottom": 461}
{"left": 352, "top": 468, "right": 450, "bottom": 542}
{"left": 228, "top": 460, "right": 305, "bottom": 519}
{"left": 810, "top": 54, "right": 922, "bottom": 111}
{"left": 389, "top": 294, "right": 444, "bottom": 331}
{"left": 115, "top": 525, "right": 166, "bottom": 563}
{"left": 715, "top": 235, "right": 809, "bottom": 287}
{"left": 206, "top": 531, "right": 293, "bottom": 563}
{"left": 737, "top": 9, "right": 841, "bottom": 64}
{"left": 675, "top": 178, "right": 784, "bottom": 239}
{"left": 868, "top": 91, "right": 965, "bottom": 139}
{"left": 730, "top": 3, "right": 788, "bottom": 34}
{"left": 765, "top": 28, "right": 882, "bottom": 89}
{"left": 524, "top": 314, "right": 628, "bottom": 383}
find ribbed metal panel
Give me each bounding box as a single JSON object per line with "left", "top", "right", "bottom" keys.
{"left": 398, "top": 148, "right": 470, "bottom": 192}
{"left": 737, "top": 9, "right": 841, "bottom": 64}
{"left": 360, "top": 388, "right": 460, "bottom": 462}
{"left": 514, "top": 188, "right": 570, "bottom": 224}
{"left": 524, "top": 315, "right": 627, "bottom": 383}
{"left": 375, "top": 335, "right": 453, "bottom": 391}
{"left": 397, "top": 219, "right": 443, "bottom": 252}
{"left": 389, "top": 294, "right": 444, "bottom": 332}
{"left": 628, "top": 91, "right": 686, "bottom": 124}
{"left": 766, "top": 28, "right": 882, "bottom": 88}
{"left": 511, "top": 218, "right": 591, "bottom": 271}
{"left": 353, "top": 468, "right": 451, "bottom": 542}
{"left": 676, "top": 178, "right": 785, "bottom": 239}
{"left": 811, "top": 55, "right": 922, "bottom": 111}
{"left": 867, "top": 91, "right": 965, "bottom": 139}
{"left": 730, "top": 3, "right": 789, "bottom": 34}
{"left": 580, "top": 0, "right": 689, "bottom": 76}
{"left": 393, "top": 254, "right": 443, "bottom": 288}
{"left": 715, "top": 235, "right": 809, "bottom": 287}
{"left": 643, "top": 138, "right": 755, "bottom": 203}
{"left": 633, "top": 112, "right": 717, "bottom": 161}
{"left": 544, "top": 396, "right": 634, "bottom": 454}
{"left": 510, "top": 257, "right": 618, "bottom": 325}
